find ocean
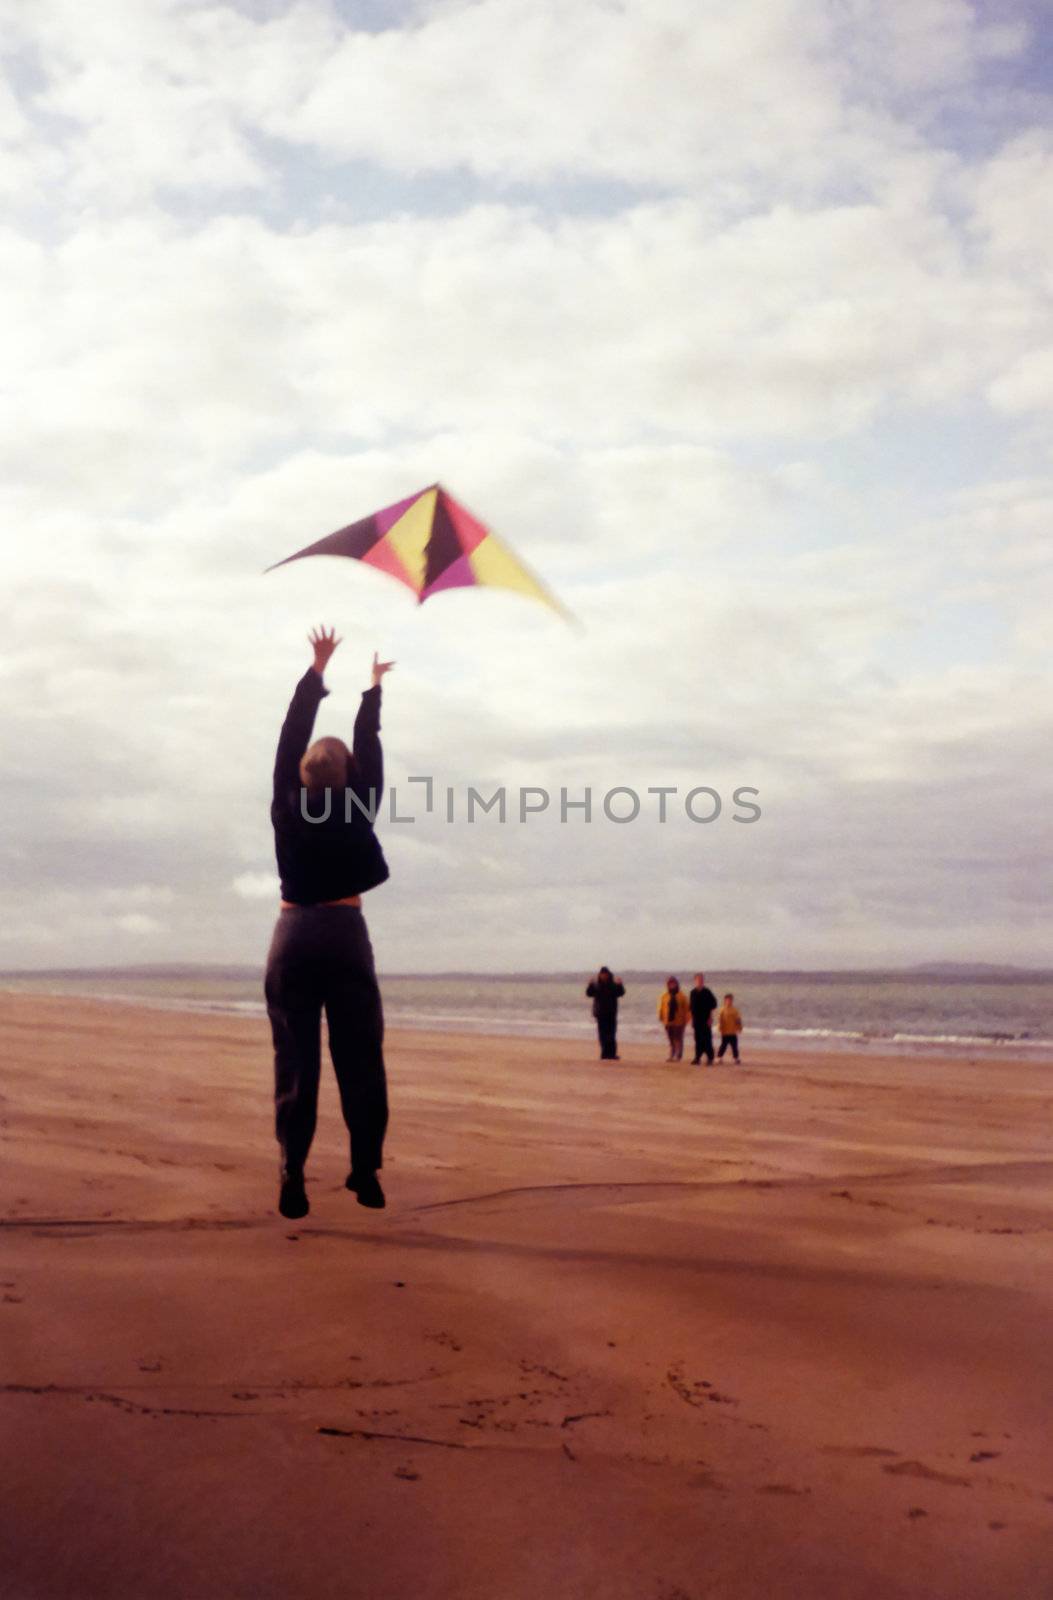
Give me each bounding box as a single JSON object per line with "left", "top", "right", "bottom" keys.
{"left": 2, "top": 966, "right": 1052, "bottom": 1058}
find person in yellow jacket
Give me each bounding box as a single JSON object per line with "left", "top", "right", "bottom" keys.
{"left": 717, "top": 993, "right": 743, "bottom": 1063}
{"left": 657, "top": 976, "right": 691, "bottom": 1061}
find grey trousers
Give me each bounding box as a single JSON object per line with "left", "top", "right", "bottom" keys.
{"left": 264, "top": 905, "right": 388, "bottom": 1178}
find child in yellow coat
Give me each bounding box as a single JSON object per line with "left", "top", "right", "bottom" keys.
{"left": 717, "top": 994, "right": 743, "bottom": 1063}
{"left": 658, "top": 977, "right": 691, "bottom": 1061}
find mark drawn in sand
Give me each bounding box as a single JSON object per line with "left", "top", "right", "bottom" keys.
{"left": 410, "top": 1156, "right": 1053, "bottom": 1216}
{"left": 821, "top": 1444, "right": 900, "bottom": 1458}
{"left": 0, "top": 1383, "right": 256, "bottom": 1420}
{"left": 520, "top": 1360, "right": 570, "bottom": 1383}
{"left": 318, "top": 1425, "right": 467, "bottom": 1450}
{"left": 561, "top": 1409, "right": 610, "bottom": 1429}
{"left": 883, "top": 1459, "right": 972, "bottom": 1488}
{"left": 450, "top": 1385, "right": 566, "bottom": 1434}
{"left": 281, "top": 1369, "right": 450, "bottom": 1395}
{"left": 829, "top": 1189, "right": 1051, "bottom": 1236}
{"left": 667, "top": 1366, "right": 738, "bottom": 1409}
{"left": 0, "top": 1217, "right": 259, "bottom": 1236}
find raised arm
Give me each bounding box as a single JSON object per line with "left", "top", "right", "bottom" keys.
{"left": 351, "top": 651, "right": 395, "bottom": 807}
{"left": 272, "top": 626, "right": 339, "bottom": 801}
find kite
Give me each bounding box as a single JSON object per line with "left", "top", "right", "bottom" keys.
{"left": 265, "top": 483, "right": 568, "bottom": 618}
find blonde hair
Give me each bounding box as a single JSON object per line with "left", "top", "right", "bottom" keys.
{"left": 299, "top": 736, "right": 351, "bottom": 790}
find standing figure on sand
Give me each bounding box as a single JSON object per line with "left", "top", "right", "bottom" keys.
{"left": 657, "top": 976, "right": 691, "bottom": 1061}
{"left": 689, "top": 972, "right": 718, "bottom": 1065}
{"left": 586, "top": 966, "right": 625, "bottom": 1060}
{"left": 718, "top": 993, "right": 744, "bottom": 1062}
{"left": 265, "top": 625, "right": 395, "bottom": 1220}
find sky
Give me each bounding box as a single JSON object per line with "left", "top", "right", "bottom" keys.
{"left": 0, "top": 0, "right": 1051, "bottom": 973}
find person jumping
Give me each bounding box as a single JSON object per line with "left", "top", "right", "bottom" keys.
{"left": 264, "top": 626, "right": 395, "bottom": 1220}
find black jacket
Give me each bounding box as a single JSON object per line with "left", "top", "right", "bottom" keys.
{"left": 689, "top": 986, "right": 718, "bottom": 1024}
{"left": 586, "top": 978, "right": 625, "bottom": 1020}
{"left": 271, "top": 669, "right": 390, "bottom": 905}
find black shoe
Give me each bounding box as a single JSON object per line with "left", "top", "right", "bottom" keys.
{"left": 347, "top": 1170, "right": 386, "bottom": 1209}
{"left": 279, "top": 1172, "right": 309, "bottom": 1219}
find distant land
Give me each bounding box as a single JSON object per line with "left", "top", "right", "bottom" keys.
{"left": 906, "top": 962, "right": 1053, "bottom": 978}
{"left": 1, "top": 962, "right": 1050, "bottom": 982}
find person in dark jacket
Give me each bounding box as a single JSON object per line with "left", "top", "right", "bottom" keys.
{"left": 264, "top": 625, "right": 395, "bottom": 1220}
{"left": 689, "top": 972, "right": 718, "bottom": 1065}
{"left": 585, "top": 966, "right": 625, "bottom": 1060}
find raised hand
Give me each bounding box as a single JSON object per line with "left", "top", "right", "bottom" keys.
{"left": 309, "top": 625, "right": 341, "bottom": 675}
{"left": 371, "top": 651, "right": 396, "bottom": 687}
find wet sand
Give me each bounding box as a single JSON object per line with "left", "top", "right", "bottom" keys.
{"left": 1, "top": 992, "right": 1051, "bottom": 1599}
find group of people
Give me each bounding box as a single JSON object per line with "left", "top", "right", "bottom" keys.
{"left": 586, "top": 969, "right": 744, "bottom": 1065}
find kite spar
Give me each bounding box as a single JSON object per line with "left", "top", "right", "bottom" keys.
{"left": 265, "top": 483, "right": 569, "bottom": 619}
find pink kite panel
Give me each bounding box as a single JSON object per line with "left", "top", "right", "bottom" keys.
{"left": 361, "top": 534, "right": 417, "bottom": 591}
{"left": 420, "top": 549, "right": 477, "bottom": 599}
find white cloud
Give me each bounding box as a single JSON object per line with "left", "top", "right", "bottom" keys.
{"left": 0, "top": 190, "right": 1045, "bottom": 545}
{"left": 114, "top": 912, "right": 164, "bottom": 935}
{"left": 0, "top": 0, "right": 1049, "bottom": 968}
{"left": 102, "top": 885, "right": 177, "bottom": 907}
{"left": 988, "top": 346, "right": 1053, "bottom": 415}
{"left": 966, "top": 130, "right": 1053, "bottom": 281}
{"left": 0, "top": 0, "right": 1032, "bottom": 216}
{"left": 233, "top": 871, "right": 279, "bottom": 899}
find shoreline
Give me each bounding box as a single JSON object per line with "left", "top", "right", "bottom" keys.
{"left": 1, "top": 980, "right": 1050, "bottom": 1062}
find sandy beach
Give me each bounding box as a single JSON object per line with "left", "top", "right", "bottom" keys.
{"left": 1, "top": 992, "right": 1051, "bottom": 1599}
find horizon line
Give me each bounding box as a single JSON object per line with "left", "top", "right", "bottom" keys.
{"left": 1, "top": 961, "right": 1050, "bottom": 979}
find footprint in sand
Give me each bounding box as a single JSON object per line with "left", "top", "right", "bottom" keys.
{"left": 691, "top": 1468, "right": 726, "bottom": 1493}
{"left": 425, "top": 1331, "right": 463, "bottom": 1352}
